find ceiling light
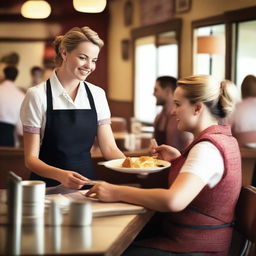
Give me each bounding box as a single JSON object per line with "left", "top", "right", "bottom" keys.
{"left": 73, "top": 0, "right": 107, "bottom": 13}
{"left": 21, "top": 0, "right": 51, "bottom": 19}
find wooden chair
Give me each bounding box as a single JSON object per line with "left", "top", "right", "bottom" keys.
{"left": 0, "top": 147, "right": 30, "bottom": 188}
{"left": 234, "top": 131, "right": 256, "bottom": 146}
{"left": 228, "top": 185, "right": 256, "bottom": 256}
{"left": 110, "top": 117, "right": 128, "bottom": 133}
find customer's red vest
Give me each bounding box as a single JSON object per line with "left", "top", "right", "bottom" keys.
{"left": 140, "top": 125, "right": 241, "bottom": 254}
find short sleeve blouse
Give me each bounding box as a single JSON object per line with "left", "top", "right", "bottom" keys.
{"left": 180, "top": 141, "right": 224, "bottom": 188}
{"left": 20, "top": 71, "right": 111, "bottom": 142}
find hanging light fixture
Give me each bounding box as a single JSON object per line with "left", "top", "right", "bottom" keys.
{"left": 73, "top": 0, "right": 107, "bottom": 13}
{"left": 21, "top": 0, "right": 51, "bottom": 19}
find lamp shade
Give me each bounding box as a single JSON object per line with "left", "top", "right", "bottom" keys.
{"left": 73, "top": 0, "right": 107, "bottom": 13}
{"left": 197, "top": 35, "right": 225, "bottom": 54}
{"left": 21, "top": 0, "right": 51, "bottom": 19}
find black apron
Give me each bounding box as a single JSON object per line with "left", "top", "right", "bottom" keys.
{"left": 0, "top": 122, "right": 15, "bottom": 147}
{"left": 30, "top": 80, "right": 98, "bottom": 187}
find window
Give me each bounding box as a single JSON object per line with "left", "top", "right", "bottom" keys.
{"left": 132, "top": 19, "right": 181, "bottom": 123}
{"left": 193, "top": 24, "right": 225, "bottom": 81}
{"left": 235, "top": 20, "right": 256, "bottom": 89}
{"left": 192, "top": 6, "right": 256, "bottom": 85}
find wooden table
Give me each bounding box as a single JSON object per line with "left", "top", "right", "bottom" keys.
{"left": 240, "top": 146, "right": 256, "bottom": 186}
{"left": 0, "top": 199, "right": 153, "bottom": 256}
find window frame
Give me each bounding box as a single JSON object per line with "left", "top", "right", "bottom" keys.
{"left": 131, "top": 19, "right": 182, "bottom": 123}
{"left": 192, "top": 6, "right": 256, "bottom": 81}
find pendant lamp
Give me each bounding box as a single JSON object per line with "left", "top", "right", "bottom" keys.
{"left": 21, "top": 0, "right": 51, "bottom": 19}
{"left": 73, "top": 0, "right": 107, "bottom": 13}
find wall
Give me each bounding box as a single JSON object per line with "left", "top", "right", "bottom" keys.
{"left": 0, "top": 22, "right": 60, "bottom": 88}
{"left": 107, "top": 0, "right": 256, "bottom": 104}
{"left": 0, "top": 10, "right": 109, "bottom": 91}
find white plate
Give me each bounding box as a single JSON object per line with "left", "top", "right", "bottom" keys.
{"left": 101, "top": 158, "right": 171, "bottom": 174}
{"left": 244, "top": 143, "right": 256, "bottom": 149}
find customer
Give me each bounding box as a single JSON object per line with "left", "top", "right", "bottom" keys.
{"left": 229, "top": 74, "right": 256, "bottom": 145}
{"left": 0, "top": 66, "right": 25, "bottom": 146}
{"left": 21, "top": 26, "right": 125, "bottom": 189}
{"left": 86, "top": 75, "right": 241, "bottom": 255}
{"left": 30, "top": 66, "right": 45, "bottom": 87}
{"left": 153, "top": 76, "right": 192, "bottom": 150}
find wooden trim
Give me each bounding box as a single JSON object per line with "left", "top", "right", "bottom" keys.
{"left": 192, "top": 15, "right": 225, "bottom": 28}
{"left": 225, "top": 22, "right": 232, "bottom": 80}
{"left": 131, "top": 19, "right": 182, "bottom": 39}
{"left": 0, "top": 37, "right": 53, "bottom": 42}
{"left": 224, "top": 6, "right": 256, "bottom": 22}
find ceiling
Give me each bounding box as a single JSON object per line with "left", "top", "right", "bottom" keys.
{"left": 0, "top": 0, "right": 110, "bottom": 21}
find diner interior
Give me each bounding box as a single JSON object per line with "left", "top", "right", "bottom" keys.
{"left": 0, "top": 0, "right": 256, "bottom": 255}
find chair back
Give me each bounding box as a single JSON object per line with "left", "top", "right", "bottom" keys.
{"left": 110, "top": 117, "right": 127, "bottom": 133}
{"left": 234, "top": 131, "right": 256, "bottom": 146}
{"left": 236, "top": 186, "right": 256, "bottom": 243}
{"left": 228, "top": 185, "right": 256, "bottom": 255}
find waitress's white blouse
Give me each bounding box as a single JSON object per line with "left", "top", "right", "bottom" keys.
{"left": 20, "top": 71, "right": 111, "bottom": 143}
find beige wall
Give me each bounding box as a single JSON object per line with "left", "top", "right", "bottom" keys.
{"left": 0, "top": 22, "right": 61, "bottom": 89}
{"left": 108, "top": 0, "right": 256, "bottom": 102}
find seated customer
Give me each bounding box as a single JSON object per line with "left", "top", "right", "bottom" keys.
{"left": 153, "top": 76, "right": 192, "bottom": 151}
{"left": 229, "top": 74, "right": 256, "bottom": 145}
{"left": 86, "top": 75, "right": 241, "bottom": 255}
{"left": 0, "top": 66, "right": 24, "bottom": 146}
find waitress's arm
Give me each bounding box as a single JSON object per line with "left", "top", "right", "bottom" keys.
{"left": 23, "top": 132, "right": 88, "bottom": 189}
{"left": 97, "top": 124, "right": 125, "bottom": 160}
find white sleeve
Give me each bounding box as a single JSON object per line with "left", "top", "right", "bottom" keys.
{"left": 93, "top": 86, "right": 111, "bottom": 124}
{"left": 180, "top": 141, "right": 224, "bottom": 188}
{"left": 20, "top": 87, "right": 44, "bottom": 133}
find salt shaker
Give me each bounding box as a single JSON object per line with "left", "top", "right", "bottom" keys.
{"left": 49, "top": 200, "right": 62, "bottom": 226}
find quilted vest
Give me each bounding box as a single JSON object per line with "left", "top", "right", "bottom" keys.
{"left": 139, "top": 125, "right": 241, "bottom": 254}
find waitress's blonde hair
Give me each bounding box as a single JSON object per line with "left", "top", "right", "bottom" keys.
{"left": 53, "top": 26, "right": 104, "bottom": 67}
{"left": 177, "top": 75, "right": 238, "bottom": 118}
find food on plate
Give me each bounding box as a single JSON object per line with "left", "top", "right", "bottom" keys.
{"left": 121, "top": 156, "right": 159, "bottom": 168}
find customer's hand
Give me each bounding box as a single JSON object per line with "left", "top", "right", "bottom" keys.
{"left": 59, "top": 171, "right": 89, "bottom": 190}
{"left": 151, "top": 144, "right": 181, "bottom": 162}
{"left": 85, "top": 181, "right": 119, "bottom": 202}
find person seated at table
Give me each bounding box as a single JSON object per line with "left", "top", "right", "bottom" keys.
{"left": 229, "top": 74, "right": 256, "bottom": 145}
{"left": 153, "top": 76, "right": 192, "bottom": 151}
{"left": 86, "top": 75, "right": 241, "bottom": 256}
{"left": 20, "top": 26, "right": 125, "bottom": 189}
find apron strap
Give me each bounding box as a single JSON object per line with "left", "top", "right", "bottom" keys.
{"left": 83, "top": 82, "right": 96, "bottom": 112}
{"left": 46, "top": 79, "right": 53, "bottom": 115}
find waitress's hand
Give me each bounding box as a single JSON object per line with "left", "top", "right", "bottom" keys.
{"left": 150, "top": 144, "right": 181, "bottom": 162}
{"left": 85, "top": 181, "right": 118, "bottom": 202}
{"left": 59, "top": 171, "right": 89, "bottom": 190}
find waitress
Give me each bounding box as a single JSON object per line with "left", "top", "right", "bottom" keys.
{"left": 20, "top": 26, "right": 125, "bottom": 189}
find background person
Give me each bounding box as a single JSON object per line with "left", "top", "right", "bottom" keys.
{"left": 153, "top": 76, "right": 192, "bottom": 151}
{"left": 20, "top": 26, "right": 125, "bottom": 189}
{"left": 30, "top": 66, "right": 45, "bottom": 87}
{"left": 0, "top": 66, "right": 25, "bottom": 146}
{"left": 229, "top": 74, "right": 256, "bottom": 145}
{"left": 86, "top": 75, "right": 241, "bottom": 256}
